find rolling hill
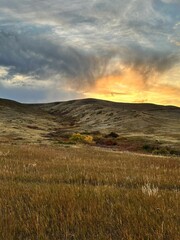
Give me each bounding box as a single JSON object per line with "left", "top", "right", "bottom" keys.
{"left": 0, "top": 98, "right": 180, "bottom": 154}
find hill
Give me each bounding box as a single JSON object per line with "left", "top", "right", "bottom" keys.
{"left": 0, "top": 98, "right": 180, "bottom": 154}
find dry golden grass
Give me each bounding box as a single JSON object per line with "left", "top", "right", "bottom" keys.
{"left": 0, "top": 144, "right": 179, "bottom": 239}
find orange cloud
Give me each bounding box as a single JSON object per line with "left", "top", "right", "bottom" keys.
{"left": 83, "top": 67, "right": 180, "bottom": 106}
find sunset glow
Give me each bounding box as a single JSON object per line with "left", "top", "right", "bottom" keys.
{"left": 84, "top": 68, "right": 180, "bottom": 106}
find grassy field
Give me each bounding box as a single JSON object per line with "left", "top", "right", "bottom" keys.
{"left": 0, "top": 144, "right": 179, "bottom": 240}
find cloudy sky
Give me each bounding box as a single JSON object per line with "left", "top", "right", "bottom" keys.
{"left": 0, "top": 0, "right": 179, "bottom": 105}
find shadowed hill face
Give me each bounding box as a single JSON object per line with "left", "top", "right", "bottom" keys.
{"left": 0, "top": 98, "right": 180, "bottom": 153}
{"left": 0, "top": 98, "right": 23, "bottom": 107}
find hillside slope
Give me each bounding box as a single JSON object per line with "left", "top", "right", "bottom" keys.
{"left": 0, "top": 98, "right": 180, "bottom": 153}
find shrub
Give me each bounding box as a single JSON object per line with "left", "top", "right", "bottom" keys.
{"left": 105, "top": 132, "right": 119, "bottom": 138}
{"left": 152, "top": 148, "right": 170, "bottom": 155}
{"left": 142, "top": 144, "right": 154, "bottom": 152}
{"left": 70, "top": 133, "right": 93, "bottom": 144}
{"left": 94, "top": 136, "right": 118, "bottom": 146}
{"left": 143, "top": 144, "right": 174, "bottom": 156}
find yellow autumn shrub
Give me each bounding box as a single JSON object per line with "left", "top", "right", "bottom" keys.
{"left": 70, "top": 133, "right": 93, "bottom": 144}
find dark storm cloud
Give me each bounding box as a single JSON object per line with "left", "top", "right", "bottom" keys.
{"left": 0, "top": 0, "right": 179, "bottom": 102}
{"left": 119, "top": 46, "right": 179, "bottom": 79}
{"left": 0, "top": 30, "right": 102, "bottom": 87}
{"left": 0, "top": 29, "right": 179, "bottom": 89}
{"left": 0, "top": 28, "right": 107, "bottom": 89}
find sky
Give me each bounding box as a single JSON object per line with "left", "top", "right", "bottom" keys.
{"left": 0, "top": 0, "right": 179, "bottom": 106}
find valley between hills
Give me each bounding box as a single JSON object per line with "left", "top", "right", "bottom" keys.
{"left": 0, "top": 98, "right": 179, "bottom": 155}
